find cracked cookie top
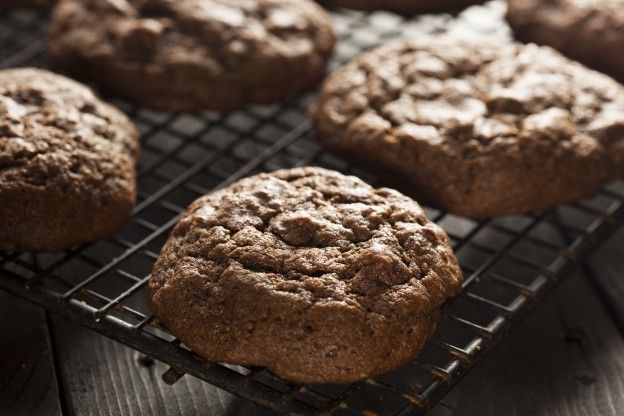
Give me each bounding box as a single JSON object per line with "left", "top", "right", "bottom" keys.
{"left": 52, "top": 0, "right": 332, "bottom": 67}
{"left": 148, "top": 167, "right": 462, "bottom": 382}
{"left": 151, "top": 167, "right": 461, "bottom": 313}
{"left": 48, "top": 0, "right": 335, "bottom": 110}
{"left": 311, "top": 38, "right": 624, "bottom": 217}
{"left": 507, "top": 0, "right": 624, "bottom": 81}
{"left": 0, "top": 67, "right": 138, "bottom": 189}
{"left": 0, "top": 67, "right": 139, "bottom": 251}
{"left": 313, "top": 38, "right": 624, "bottom": 159}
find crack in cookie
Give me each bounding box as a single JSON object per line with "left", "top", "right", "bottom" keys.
{"left": 149, "top": 167, "right": 462, "bottom": 383}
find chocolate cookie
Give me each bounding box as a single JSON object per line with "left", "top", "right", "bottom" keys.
{"left": 322, "top": 0, "right": 483, "bottom": 15}
{"left": 311, "top": 38, "right": 624, "bottom": 218}
{"left": 0, "top": 68, "right": 139, "bottom": 252}
{"left": 507, "top": 0, "right": 624, "bottom": 82}
{"left": 148, "top": 167, "right": 462, "bottom": 384}
{"left": 48, "top": 0, "right": 335, "bottom": 112}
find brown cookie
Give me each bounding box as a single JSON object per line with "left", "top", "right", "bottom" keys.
{"left": 148, "top": 167, "right": 462, "bottom": 384}
{"left": 0, "top": 68, "right": 139, "bottom": 252}
{"left": 507, "top": 0, "right": 624, "bottom": 82}
{"left": 321, "top": 0, "right": 483, "bottom": 15}
{"left": 48, "top": 0, "right": 335, "bottom": 112}
{"left": 311, "top": 38, "right": 624, "bottom": 218}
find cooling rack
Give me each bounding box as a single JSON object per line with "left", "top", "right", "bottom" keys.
{"left": 1, "top": 2, "right": 624, "bottom": 415}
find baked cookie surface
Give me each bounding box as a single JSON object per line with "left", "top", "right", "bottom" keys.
{"left": 322, "top": 0, "right": 483, "bottom": 15}
{"left": 0, "top": 68, "right": 139, "bottom": 252}
{"left": 311, "top": 38, "right": 624, "bottom": 218}
{"left": 507, "top": 0, "right": 624, "bottom": 82}
{"left": 48, "top": 0, "right": 335, "bottom": 112}
{"left": 148, "top": 167, "right": 462, "bottom": 384}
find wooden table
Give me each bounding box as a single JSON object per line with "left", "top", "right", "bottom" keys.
{"left": 2, "top": 228, "right": 623, "bottom": 416}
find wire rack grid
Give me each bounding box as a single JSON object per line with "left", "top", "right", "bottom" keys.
{"left": 1, "top": 2, "right": 624, "bottom": 415}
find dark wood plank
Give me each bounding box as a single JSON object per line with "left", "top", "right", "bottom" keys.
{"left": 453, "top": 270, "right": 624, "bottom": 416}
{"left": 0, "top": 292, "right": 63, "bottom": 416}
{"left": 49, "top": 317, "right": 272, "bottom": 416}
{"left": 586, "top": 228, "right": 624, "bottom": 332}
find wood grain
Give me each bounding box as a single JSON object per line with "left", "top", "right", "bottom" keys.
{"left": 587, "top": 228, "right": 624, "bottom": 333}
{"left": 49, "top": 317, "right": 271, "bottom": 416}
{"left": 454, "top": 271, "right": 624, "bottom": 416}
{"left": 0, "top": 292, "right": 62, "bottom": 416}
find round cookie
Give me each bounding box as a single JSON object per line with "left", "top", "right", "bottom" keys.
{"left": 507, "top": 0, "right": 624, "bottom": 82}
{"left": 0, "top": 68, "right": 139, "bottom": 252}
{"left": 148, "top": 167, "right": 462, "bottom": 384}
{"left": 48, "top": 0, "right": 335, "bottom": 112}
{"left": 311, "top": 38, "right": 624, "bottom": 218}
{"left": 321, "top": 0, "right": 483, "bottom": 15}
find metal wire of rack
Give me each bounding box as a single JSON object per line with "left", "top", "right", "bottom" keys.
{"left": 1, "top": 2, "right": 624, "bottom": 415}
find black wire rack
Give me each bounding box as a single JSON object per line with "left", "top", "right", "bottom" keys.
{"left": 1, "top": 2, "right": 624, "bottom": 415}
